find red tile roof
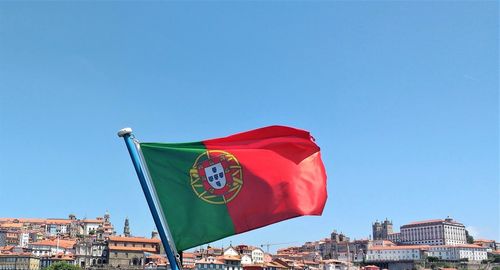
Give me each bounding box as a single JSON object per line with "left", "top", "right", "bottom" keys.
{"left": 0, "top": 246, "right": 15, "bottom": 252}
{"left": 0, "top": 223, "right": 23, "bottom": 228}
{"left": 50, "top": 254, "right": 75, "bottom": 261}
{"left": 196, "top": 258, "right": 225, "bottom": 265}
{"left": 218, "top": 255, "right": 241, "bottom": 261}
{"left": 81, "top": 219, "right": 103, "bottom": 223}
{"left": 432, "top": 244, "right": 485, "bottom": 249}
{"left": 369, "top": 245, "right": 430, "bottom": 251}
{"left": 30, "top": 239, "right": 76, "bottom": 249}
{"left": 407, "top": 219, "right": 444, "bottom": 225}
{"left": 474, "top": 239, "right": 495, "bottom": 243}
{"left": 404, "top": 219, "right": 462, "bottom": 226}
{"left": 108, "top": 246, "right": 157, "bottom": 253}
{"left": 0, "top": 252, "right": 34, "bottom": 257}
{"left": 45, "top": 220, "right": 72, "bottom": 225}
{"left": 0, "top": 218, "right": 72, "bottom": 225}
{"left": 183, "top": 252, "right": 196, "bottom": 258}
{"left": 108, "top": 236, "right": 161, "bottom": 243}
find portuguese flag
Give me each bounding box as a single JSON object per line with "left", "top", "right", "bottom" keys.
{"left": 140, "top": 126, "right": 327, "bottom": 251}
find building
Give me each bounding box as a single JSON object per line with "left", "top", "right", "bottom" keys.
{"left": 317, "top": 239, "right": 333, "bottom": 259}
{"left": 321, "top": 259, "right": 350, "bottom": 270}
{"left": 29, "top": 239, "right": 76, "bottom": 257}
{"left": 473, "top": 239, "right": 498, "bottom": 251}
{"left": 74, "top": 228, "right": 109, "bottom": 268}
{"left": 0, "top": 230, "right": 20, "bottom": 246}
{"left": 18, "top": 232, "right": 30, "bottom": 247}
{"left": 196, "top": 257, "right": 226, "bottom": 270}
{"left": 0, "top": 231, "right": 6, "bottom": 246}
{"left": 219, "top": 255, "right": 243, "bottom": 270}
{"left": 0, "top": 213, "right": 115, "bottom": 239}
{"left": 40, "top": 254, "right": 76, "bottom": 269}
{"left": 81, "top": 219, "right": 102, "bottom": 236}
{"left": 387, "top": 233, "right": 400, "bottom": 244}
{"left": 330, "top": 231, "right": 350, "bottom": 260}
{"left": 107, "top": 236, "right": 161, "bottom": 268}
{"left": 0, "top": 252, "right": 40, "bottom": 270}
{"left": 45, "top": 220, "right": 71, "bottom": 236}
{"left": 182, "top": 252, "right": 196, "bottom": 268}
{"left": 241, "top": 254, "right": 252, "bottom": 265}
{"left": 427, "top": 244, "right": 488, "bottom": 261}
{"left": 251, "top": 248, "right": 265, "bottom": 264}
{"left": 372, "top": 219, "right": 393, "bottom": 241}
{"left": 365, "top": 245, "right": 430, "bottom": 262}
{"left": 145, "top": 254, "right": 170, "bottom": 270}
{"left": 102, "top": 212, "right": 115, "bottom": 236}
{"left": 124, "top": 218, "right": 131, "bottom": 237}
{"left": 400, "top": 217, "right": 466, "bottom": 246}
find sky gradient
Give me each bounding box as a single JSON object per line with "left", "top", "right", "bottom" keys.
{"left": 0, "top": 1, "right": 498, "bottom": 252}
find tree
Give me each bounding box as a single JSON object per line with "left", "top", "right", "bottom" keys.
{"left": 465, "top": 230, "right": 474, "bottom": 244}
{"left": 427, "top": 256, "right": 440, "bottom": 262}
{"left": 44, "top": 262, "right": 81, "bottom": 270}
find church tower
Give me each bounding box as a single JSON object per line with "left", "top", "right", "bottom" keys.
{"left": 372, "top": 220, "right": 382, "bottom": 240}
{"left": 124, "top": 218, "right": 131, "bottom": 237}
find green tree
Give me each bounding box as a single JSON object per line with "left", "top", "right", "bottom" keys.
{"left": 465, "top": 230, "right": 474, "bottom": 244}
{"left": 44, "top": 262, "right": 81, "bottom": 270}
{"left": 427, "top": 256, "right": 440, "bottom": 262}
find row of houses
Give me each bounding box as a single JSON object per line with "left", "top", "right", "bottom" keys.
{"left": 0, "top": 213, "right": 115, "bottom": 247}
{"left": 0, "top": 233, "right": 162, "bottom": 269}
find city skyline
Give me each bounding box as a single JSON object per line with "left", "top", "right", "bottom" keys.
{"left": 0, "top": 0, "right": 498, "bottom": 254}
{"left": 1, "top": 213, "right": 495, "bottom": 253}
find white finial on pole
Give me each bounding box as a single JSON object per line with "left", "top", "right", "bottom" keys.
{"left": 117, "top": 127, "right": 133, "bottom": 137}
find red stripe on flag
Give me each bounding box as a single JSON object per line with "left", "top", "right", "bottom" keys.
{"left": 203, "top": 126, "right": 327, "bottom": 234}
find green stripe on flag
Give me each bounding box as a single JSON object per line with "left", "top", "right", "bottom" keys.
{"left": 140, "top": 142, "right": 236, "bottom": 251}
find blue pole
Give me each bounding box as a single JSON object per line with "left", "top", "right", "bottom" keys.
{"left": 118, "top": 128, "right": 180, "bottom": 270}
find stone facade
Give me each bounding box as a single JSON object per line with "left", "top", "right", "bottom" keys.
{"left": 372, "top": 220, "right": 393, "bottom": 241}
{"left": 107, "top": 236, "right": 161, "bottom": 268}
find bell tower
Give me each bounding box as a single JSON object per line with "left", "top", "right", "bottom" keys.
{"left": 124, "top": 218, "right": 131, "bottom": 237}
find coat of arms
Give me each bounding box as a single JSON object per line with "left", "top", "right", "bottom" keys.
{"left": 190, "top": 150, "right": 243, "bottom": 204}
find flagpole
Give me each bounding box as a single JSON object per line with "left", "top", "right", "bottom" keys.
{"left": 118, "top": 127, "right": 181, "bottom": 270}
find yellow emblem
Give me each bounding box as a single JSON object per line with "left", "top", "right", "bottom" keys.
{"left": 190, "top": 150, "right": 243, "bottom": 204}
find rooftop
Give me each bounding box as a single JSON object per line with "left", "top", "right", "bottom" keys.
{"left": 107, "top": 236, "right": 161, "bottom": 243}
{"left": 369, "top": 245, "right": 431, "bottom": 251}
{"left": 108, "top": 246, "right": 157, "bottom": 253}
{"left": 30, "top": 239, "right": 76, "bottom": 249}
{"left": 402, "top": 218, "right": 463, "bottom": 227}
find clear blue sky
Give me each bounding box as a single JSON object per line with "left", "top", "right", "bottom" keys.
{"left": 0, "top": 1, "right": 498, "bottom": 252}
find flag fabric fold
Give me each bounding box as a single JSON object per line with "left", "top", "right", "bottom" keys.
{"left": 140, "top": 125, "right": 328, "bottom": 251}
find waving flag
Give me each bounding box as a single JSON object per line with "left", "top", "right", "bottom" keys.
{"left": 139, "top": 126, "right": 327, "bottom": 251}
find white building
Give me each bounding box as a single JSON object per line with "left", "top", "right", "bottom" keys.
{"left": 428, "top": 244, "right": 488, "bottom": 261}
{"left": 251, "top": 248, "right": 265, "bottom": 264}
{"left": 322, "top": 259, "right": 350, "bottom": 270}
{"left": 387, "top": 233, "right": 400, "bottom": 244}
{"left": 196, "top": 257, "right": 225, "bottom": 270}
{"left": 45, "top": 220, "right": 71, "bottom": 236}
{"left": 400, "top": 217, "right": 466, "bottom": 246}
{"left": 224, "top": 247, "right": 240, "bottom": 257}
{"left": 240, "top": 254, "right": 252, "bottom": 265}
{"left": 366, "top": 245, "right": 429, "bottom": 262}
{"left": 29, "top": 239, "right": 75, "bottom": 256}
{"left": 18, "top": 232, "right": 30, "bottom": 247}
{"left": 81, "top": 219, "right": 102, "bottom": 235}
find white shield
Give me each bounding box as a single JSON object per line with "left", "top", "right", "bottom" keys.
{"left": 204, "top": 162, "right": 226, "bottom": 190}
